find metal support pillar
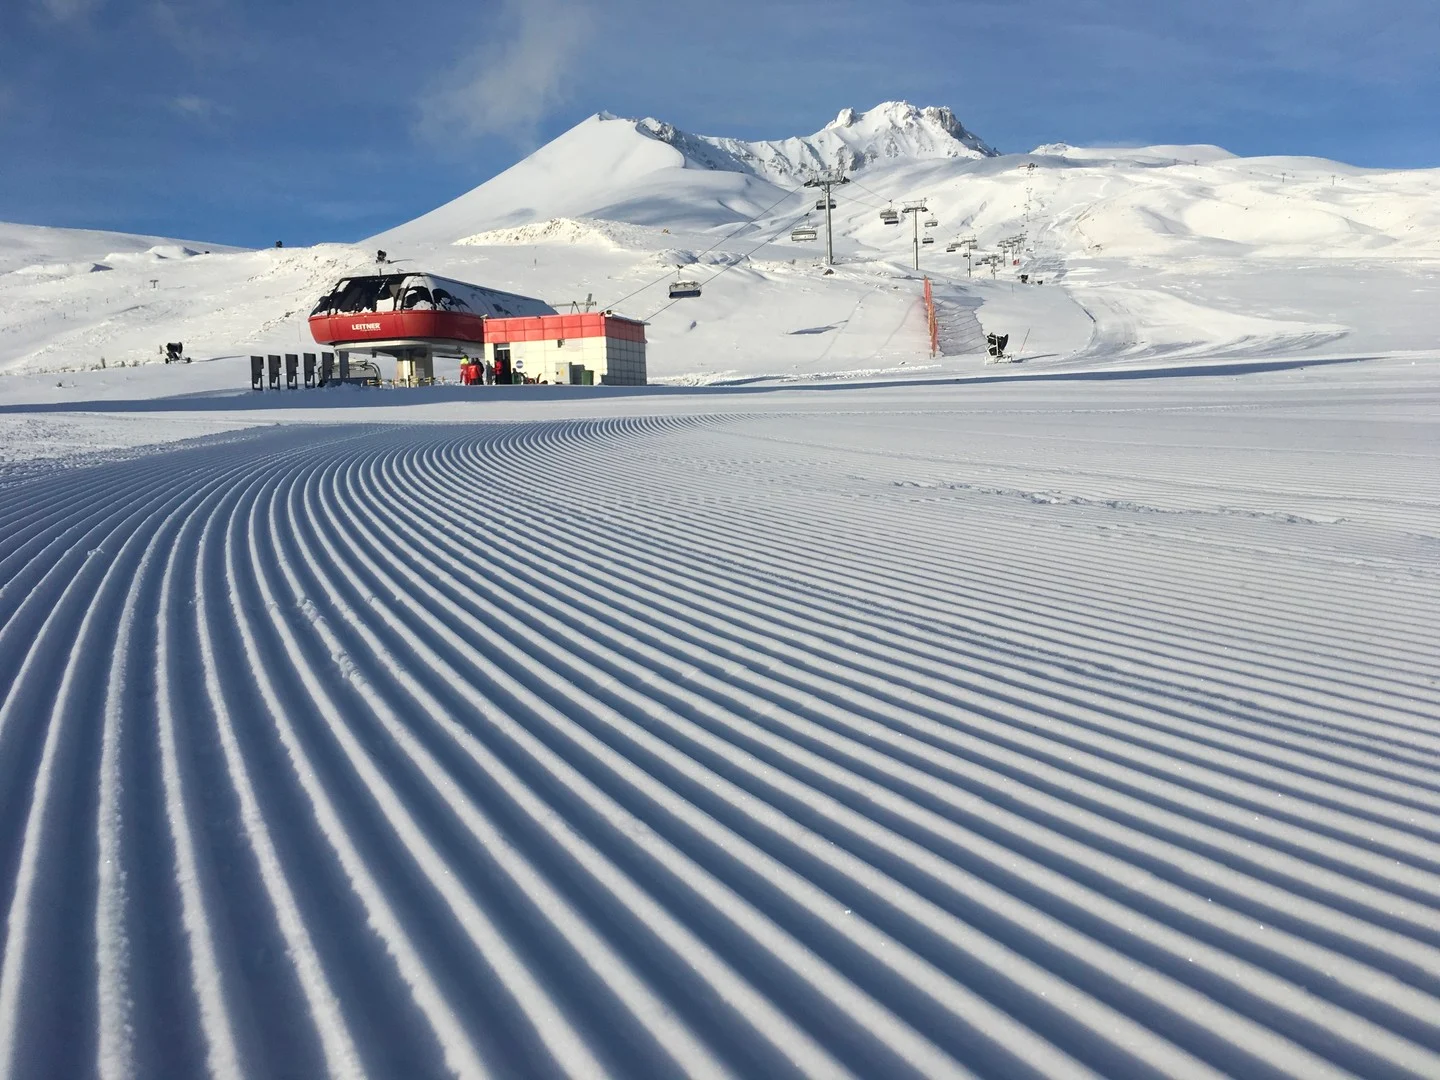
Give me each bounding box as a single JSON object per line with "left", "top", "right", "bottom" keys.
{"left": 902, "top": 204, "right": 930, "bottom": 272}
{"left": 804, "top": 174, "right": 850, "bottom": 266}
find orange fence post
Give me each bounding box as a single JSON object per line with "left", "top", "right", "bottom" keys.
{"left": 923, "top": 277, "right": 939, "bottom": 358}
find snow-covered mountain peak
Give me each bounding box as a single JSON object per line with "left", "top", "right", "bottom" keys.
{"left": 374, "top": 103, "right": 1000, "bottom": 246}
{"left": 633, "top": 101, "right": 997, "bottom": 182}
{"left": 825, "top": 101, "right": 992, "bottom": 153}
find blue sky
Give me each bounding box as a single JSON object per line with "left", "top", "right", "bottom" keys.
{"left": 2, "top": 0, "right": 1436, "bottom": 247}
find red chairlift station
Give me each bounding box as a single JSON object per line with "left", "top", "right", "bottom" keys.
{"left": 308, "top": 271, "right": 647, "bottom": 386}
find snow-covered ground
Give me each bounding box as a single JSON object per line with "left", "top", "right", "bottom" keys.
{"left": 1, "top": 356, "right": 1438, "bottom": 1078}
{"left": 3, "top": 103, "right": 1437, "bottom": 391}
{"left": 2, "top": 102, "right": 1439, "bottom": 1078}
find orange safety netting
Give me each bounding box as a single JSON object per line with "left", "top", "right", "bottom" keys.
{"left": 923, "top": 277, "right": 939, "bottom": 358}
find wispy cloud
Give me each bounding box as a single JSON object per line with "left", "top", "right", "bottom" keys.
{"left": 419, "top": 0, "right": 593, "bottom": 145}
{"left": 38, "top": 0, "right": 106, "bottom": 22}
{"left": 169, "top": 94, "right": 229, "bottom": 122}
{"left": 147, "top": 0, "right": 252, "bottom": 61}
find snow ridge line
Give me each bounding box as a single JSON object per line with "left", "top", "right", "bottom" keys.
{"left": 0, "top": 417, "right": 1436, "bottom": 1078}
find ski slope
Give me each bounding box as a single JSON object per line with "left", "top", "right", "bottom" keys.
{"left": 1, "top": 358, "right": 1438, "bottom": 1079}
{"left": 4, "top": 103, "right": 1440, "bottom": 384}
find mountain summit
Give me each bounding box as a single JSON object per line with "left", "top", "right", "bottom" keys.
{"left": 371, "top": 102, "right": 996, "bottom": 245}
{"left": 639, "top": 101, "right": 997, "bottom": 182}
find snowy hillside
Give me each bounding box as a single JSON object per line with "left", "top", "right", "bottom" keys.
{"left": 3, "top": 101, "right": 1440, "bottom": 383}
{"left": 367, "top": 113, "right": 791, "bottom": 247}
{"left": 1, "top": 100, "right": 1439, "bottom": 1080}
{"left": 371, "top": 103, "right": 994, "bottom": 247}
{"left": 0, "top": 221, "right": 237, "bottom": 276}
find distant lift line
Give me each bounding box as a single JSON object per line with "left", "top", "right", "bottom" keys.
{"left": 604, "top": 182, "right": 807, "bottom": 312}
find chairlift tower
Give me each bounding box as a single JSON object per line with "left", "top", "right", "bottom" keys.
{"left": 804, "top": 173, "right": 850, "bottom": 266}
{"left": 901, "top": 203, "right": 930, "bottom": 271}
{"left": 1024, "top": 161, "right": 1036, "bottom": 233}
{"left": 959, "top": 236, "right": 978, "bottom": 278}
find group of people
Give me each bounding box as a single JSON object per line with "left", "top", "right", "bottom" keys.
{"left": 461, "top": 356, "right": 536, "bottom": 385}
{"left": 459, "top": 356, "right": 491, "bottom": 385}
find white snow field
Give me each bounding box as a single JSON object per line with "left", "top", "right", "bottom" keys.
{"left": 3, "top": 103, "right": 1439, "bottom": 390}
{"left": 1, "top": 102, "right": 1440, "bottom": 1079}
{"left": 1, "top": 356, "right": 1439, "bottom": 1080}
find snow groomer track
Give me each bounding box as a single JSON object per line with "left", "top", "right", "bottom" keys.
{"left": 2, "top": 400, "right": 1439, "bottom": 1080}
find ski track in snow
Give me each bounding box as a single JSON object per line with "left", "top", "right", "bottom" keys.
{"left": 0, "top": 405, "right": 1438, "bottom": 1079}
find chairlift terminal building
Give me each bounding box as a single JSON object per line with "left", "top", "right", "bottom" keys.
{"left": 308, "top": 272, "right": 647, "bottom": 386}
{"left": 484, "top": 312, "right": 647, "bottom": 386}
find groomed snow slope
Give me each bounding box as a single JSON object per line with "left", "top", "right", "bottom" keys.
{"left": 6, "top": 138, "right": 1439, "bottom": 381}
{"left": 1, "top": 359, "right": 1438, "bottom": 1079}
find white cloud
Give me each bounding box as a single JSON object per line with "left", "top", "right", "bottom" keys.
{"left": 420, "top": 0, "right": 594, "bottom": 144}
{"left": 169, "top": 94, "right": 227, "bottom": 121}
{"left": 147, "top": 0, "right": 253, "bottom": 61}
{"left": 38, "top": 0, "right": 106, "bottom": 21}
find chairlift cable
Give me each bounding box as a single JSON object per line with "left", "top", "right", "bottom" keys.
{"left": 839, "top": 190, "right": 893, "bottom": 212}
{"left": 641, "top": 201, "right": 818, "bottom": 322}
{"left": 600, "top": 184, "right": 807, "bottom": 313}
{"left": 844, "top": 176, "right": 900, "bottom": 207}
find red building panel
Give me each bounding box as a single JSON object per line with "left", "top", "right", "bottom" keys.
{"left": 313, "top": 310, "right": 647, "bottom": 349}
{"left": 309, "top": 310, "right": 487, "bottom": 347}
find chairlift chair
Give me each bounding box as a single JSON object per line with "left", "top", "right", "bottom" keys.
{"left": 921, "top": 236, "right": 935, "bottom": 246}
{"left": 945, "top": 243, "right": 959, "bottom": 252}
{"left": 669, "top": 280, "right": 702, "bottom": 299}
{"left": 790, "top": 225, "right": 818, "bottom": 243}
{"left": 880, "top": 208, "right": 901, "bottom": 225}
{"left": 924, "top": 218, "right": 939, "bottom": 229}
{"left": 816, "top": 199, "right": 836, "bottom": 211}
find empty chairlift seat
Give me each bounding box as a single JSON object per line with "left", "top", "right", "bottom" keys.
{"left": 921, "top": 236, "right": 936, "bottom": 245}
{"left": 791, "top": 225, "right": 818, "bottom": 242}
{"left": 880, "top": 208, "right": 901, "bottom": 225}
{"left": 815, "top": 199, "right": 836, "bottom": 210}
{"left": 924, "top": 218, "right": 939, "bottom": 229}
{"left": 669, "top": 280, "right": 702, "bottom": 299}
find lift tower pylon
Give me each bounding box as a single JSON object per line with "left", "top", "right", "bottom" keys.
{"left": 901, "top": 204, "right": 930, "bottom": 271}
{"left": 804, "top": 174, "right": 850, "bottom": 266}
